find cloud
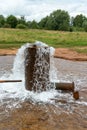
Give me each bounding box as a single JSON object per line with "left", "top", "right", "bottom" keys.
{"left": 0, "top": 0, "right": 87, "bottom": 21}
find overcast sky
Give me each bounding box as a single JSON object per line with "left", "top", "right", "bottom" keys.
{"left": 0, "top": 0, "right": 87, "bottom": 21}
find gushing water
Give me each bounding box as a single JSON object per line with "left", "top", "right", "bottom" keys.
{"left": 24, "top": 42, "right": 57, "bottom": 92}
{"left": 0, "top": 41, "right": 87, "bottom": 110}
{"left": 0, "top": 41, "right": 59, "bottom": 107}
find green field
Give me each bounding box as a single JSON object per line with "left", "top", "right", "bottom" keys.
{"left": 0, "top": 28, "right": 87, "bottom": 54}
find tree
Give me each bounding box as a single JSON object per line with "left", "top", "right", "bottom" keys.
{"left": 27, "top": 21, "right": 32, "bottom": 28}
{"left": 0, "top": 15, "right": 5, "bottom": 27}
{"left": 28, "top": 20, "right": 39, "bottom": 29}
{"left": 18, "top": 16, "right": 26, "bottom": 25}
{"left": 6, "top": 15, "right": 18, "bottom": 28}
{"left": 52, "top": 9, "right": 70, "bottom": 31}
{"left": 45, "top": 16, "right": 57, "bottom": 30}
{"left": 40, "top": 9, "right": 70, "bottom": 31}
{"left": 39, "top": 16, "right": 48, "bottom": 29}
{"left": 73, "top": 14, "right": 86, "bottom": 27}
{"left": 83, "top": 20, "right": 87, "bottom": 32}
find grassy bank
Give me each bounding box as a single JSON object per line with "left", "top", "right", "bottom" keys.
{"left": 0, "top": 28, "right": 87, "bottom": 53}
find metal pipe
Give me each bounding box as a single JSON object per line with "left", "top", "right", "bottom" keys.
{"left": 24, "top": 45, "right": 50, "bottom": 91}
{"left": 73, "top": 91, "right": 79, "bottom": 100}
{"left": 51, "top": 82, "right": 74, "bottom": 92}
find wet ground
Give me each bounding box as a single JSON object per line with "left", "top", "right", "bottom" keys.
{"left": 0, "top": 56, "right": 87, "bottom": 130}
{"left": 0, "top": 56, "right": 14, "bottom": 77}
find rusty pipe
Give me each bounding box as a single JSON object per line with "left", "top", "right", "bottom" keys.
{"left": 0, "top": 80, "right": 22, "bottom": 83}
{"left": 51, "top": 82, "right": 75, "bottom": 92}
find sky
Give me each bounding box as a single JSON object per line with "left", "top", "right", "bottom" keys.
{"left": 0, "top": 0, "right": 87, "bottom": 21}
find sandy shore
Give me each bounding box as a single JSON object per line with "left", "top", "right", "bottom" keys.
{"left": 0, "top": 48, "right": 87, "bottom": 61}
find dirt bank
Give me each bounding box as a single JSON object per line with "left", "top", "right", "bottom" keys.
{"left": 54, "top": 48, "right": 87, "bottom": 61}
{"left": 0, "top": 48, "right": 87, "bottom": 61}
{"left": 0, "top": 49, "right": 18, "bottom": 56}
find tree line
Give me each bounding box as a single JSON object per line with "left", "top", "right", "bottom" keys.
{"left": 0, "top": 9, "right": 87, "bottom": 32}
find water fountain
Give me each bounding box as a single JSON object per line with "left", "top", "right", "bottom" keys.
{"left": 0, "top": 41, "right": 79, "bottom": 100}
{"left": 24, "top": 44, "right": 50, "bottom": 92}
{"left": 24, "top": 42, "right": 78, "bottom": 99}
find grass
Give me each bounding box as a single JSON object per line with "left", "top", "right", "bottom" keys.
{"left": 0, "top": 28, "right": 87, "bottom": 54}
{"left": 74, "top": 48, "right": 87, "bottom": 54}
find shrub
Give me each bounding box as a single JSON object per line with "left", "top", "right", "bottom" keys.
{"left": 3, "top": 23, "right": 11, "bottom": 28}
{"left": 83, "top": 20, "right": 87, "bottom": 32}
{"left": 69, "top": 27, "right": 73, "bottom": 32}
{"left": 6, "top": 15, "right": 18, "bottom": 28}
{"left": 16, "top": 24, "right": 27, "bottom": 29}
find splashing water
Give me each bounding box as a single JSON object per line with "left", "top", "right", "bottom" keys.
{"left": 0, "top": 41, "right": 59, "bottom": 107}
{"left": 24, "top": 42, "right": 57, "bottom": 92}
{"left": 0, "top": 41, "right": 87, "bottom": 110}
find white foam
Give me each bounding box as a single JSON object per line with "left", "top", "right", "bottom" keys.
{"left": 76, "top": 101, "right": 87, "bottom": 106}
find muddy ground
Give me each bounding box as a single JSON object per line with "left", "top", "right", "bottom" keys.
{"left": 0, "top": 101, "right": 87, "bottom": 130}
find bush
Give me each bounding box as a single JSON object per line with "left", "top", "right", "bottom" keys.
{"left": 84, "top": 26, "right": 87, "bottom": 32}
{"left": 69, "top": 27, "right": 73, "bottom": 32}
{"left": 6, "top": 15, "right": 18, "bottom": 28}
{"left": 0, "top": 23, "right": 2, "bottom": 28}
{"left": 16, "top": 24, "right": 27, "bottom": 29}
{"left": 83, "top": 20, "right": 87, "bottom": 32}
{"left": 73, "top": 27, "right": 84, "bottom": 32}
{"left": 3, "top": 23, "right": 11, "bottom": 28}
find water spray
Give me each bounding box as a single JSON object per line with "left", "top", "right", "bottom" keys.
{"left": 0, "top": 41, "right": 79, "bottom": 101}
{"left": 24, "top": 42, "right": 79, "bottom": 100}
